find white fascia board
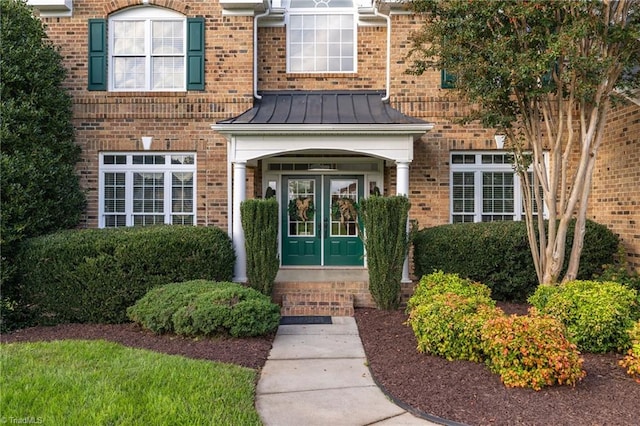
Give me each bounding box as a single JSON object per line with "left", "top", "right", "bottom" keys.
{"left": 221, "top": 132, "right": 425, "bottom": 163}
{"left": 212, "top": 123, "right": 434, "bottom": 137}
{"left": 28, "top": 0, "right": 72, "bottom": 17}
{"left": 219, "top": 0, "right": 265, "bottom": 16}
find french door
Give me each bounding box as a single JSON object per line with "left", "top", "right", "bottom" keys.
{"left": 281, "top": 175, "right": 364, "bottom": 266}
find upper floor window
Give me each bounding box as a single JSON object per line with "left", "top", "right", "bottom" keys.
{"left": 88, "top": 8, "right": 205, "bottom": 92}
{"left": 110, "top": 8, "right": 185, "bottom": 91}
{"left": 286, "top": 0, "right": 356, "bottom": 73}
{"left": 450, "top": 152, "right": 546, "bottom": 223}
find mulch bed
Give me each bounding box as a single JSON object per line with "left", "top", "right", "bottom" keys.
{"left": 3, "top": 304, "right": 639, "bottom": 426}
{"left": 355, "top": 305, "right": 640, "bottom": 426}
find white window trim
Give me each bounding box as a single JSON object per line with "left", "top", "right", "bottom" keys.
{"left": 108, "top": 7, "right": 187, "bottom": 92}
{"left": 449, "top": 151, "right": 549, "bottom": 223}
{"left": 285, "top": 1, "right": 358, "bottom": 74}
{"left": 98, "top": 152, "right": 197, "bottom": 228}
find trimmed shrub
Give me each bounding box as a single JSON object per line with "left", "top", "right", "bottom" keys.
{"left": 413, "top": 219, "right": 619, "bottom": 301}
{"left": 595, "top": 245, "right": 640, "bottom": 292}
{"left": 407, "top": 270, "right": 493, "bottom": 311}
{"left": 406, "top": 272, "right": 501, "bottom": 362}
{"left": 125, "top": 280, "right": 216, "bottom": 334}
{"left": 407, "top": 272, "right": 588, "bottom": 390}
{"left": 619, "top": 320, "right": 640, "bottom": 383}
{"left": 359, "top": 196, "right": 410, "bottom": 310}
{"left": 481, "top": 311, "right": 586, "bottom": 390}
{"left": 528, "top": 280, "right": 640, "bottom": 353}
{"left": 128, "top": 280, "right": 280, "bottom": 337}
{"left": 408, "top": 294, "right": 503, "bottom": 362}
{"left": 241, "top": 198, "right": 279, "bottom": 295}
{"left": 16, "top": 226, "right": 235, "bottom": 325}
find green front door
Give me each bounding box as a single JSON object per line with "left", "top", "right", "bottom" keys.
{"left": 282, "top": 176, "right": 321, "bottom": 265}
{"left": 324, "top": 176, "right": 364, "bottom": 266}
{"left": 281, "top": 175, "right": 364, "bottom": 266}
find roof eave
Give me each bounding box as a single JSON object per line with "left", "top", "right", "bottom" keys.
{"left": 211, "top": 123, "right": 434, "bottom": 136}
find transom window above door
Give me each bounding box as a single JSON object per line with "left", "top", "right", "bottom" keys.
{"left": 285, "top": 0, "right": 356, "bottom": 73}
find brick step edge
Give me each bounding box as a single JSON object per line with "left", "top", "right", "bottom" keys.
{"left": 281, "top": 293, "right": 354, "bottom": 317}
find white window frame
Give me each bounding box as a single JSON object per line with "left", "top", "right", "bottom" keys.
{"left": 108, "top": 7, "right": 187, "bottom": 92}
{"left": 98, "top": 152, "right": 197, "bottom": 228}
{"left": 285, "top": 0, "right": 357, "bottom": 74}
{"left": 449, "top": 151, "right": 548, "bottom": 223}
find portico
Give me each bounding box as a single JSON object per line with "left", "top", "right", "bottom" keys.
{"left": 213, "top": 91, "right": 433, "bottom": 283}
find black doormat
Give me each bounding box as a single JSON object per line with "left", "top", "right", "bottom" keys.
{"left": 280, "top": 316, "right": 332, "bottom": 325}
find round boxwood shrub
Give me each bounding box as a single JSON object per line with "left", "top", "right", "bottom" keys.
{"left": 413, "top": 219, "right": 619, "bottom": 302}
{"left": 128, "top": 280, "right": 280, "bottom": 338}
{"left": 528, "top": 280, "right": 640, "bottom": 353}
{"left": 16, "top": 225, "right": 235, "bottom": 325}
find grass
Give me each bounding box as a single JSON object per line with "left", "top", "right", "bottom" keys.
{"left": 0, "top": 340, "right": 262, "bottom": 425}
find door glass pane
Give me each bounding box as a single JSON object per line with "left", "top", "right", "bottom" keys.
{"left": 330, "top": 179, "right": 358, "bottom": 236}
{"left": 288, "top": 179, "right": 316, "bottom": 237}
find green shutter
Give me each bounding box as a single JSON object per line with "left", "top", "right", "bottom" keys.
{"left": 187, "top": 17, "right": 205, "bottom": 91}
{"left": 88, "top": 19, "right": 107, "bottom": 91}
{"left": 441, "top": 69, "right": 456, "bottom": 89}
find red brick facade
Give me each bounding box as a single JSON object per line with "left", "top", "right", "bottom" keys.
{"left": 34, "top": 1, "right": 639, "bottom": 272}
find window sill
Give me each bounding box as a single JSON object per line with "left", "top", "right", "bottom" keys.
{"left": 286, "top": 72, "right": 359, "bottom": 78}
{"left": 104, "top": 92, "right": 189, "bottom": 98}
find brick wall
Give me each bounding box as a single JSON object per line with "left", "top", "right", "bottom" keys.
{"left": 35, "top": 3, "right": 639, "bottom": 271}
{"left": 589, "top": 103, "right": 640, "bottom": 271}
{"left": 39, "top": 0, "right": 256, "bottom": 229}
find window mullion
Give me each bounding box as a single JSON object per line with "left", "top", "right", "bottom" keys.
{"left": 514, "top": 173, "right": 522, "bottom": 221}
{"left": 145, "top": 19, "right": 152, "bottom": 91}
{"left": 125, "top": 170, "right": 134, "bottom": 227}
{"left": 165, "top": 170, "right": 172, "bottom": 224}
{"left": 474, "top": 170, "right": 482, "bottom": 222}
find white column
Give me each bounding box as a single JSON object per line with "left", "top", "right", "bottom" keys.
{"left": 396, "top": 161, "right": 411, "bottom": 283}
{"left": 232, "top": 162, "right": 247, "bottom": 282}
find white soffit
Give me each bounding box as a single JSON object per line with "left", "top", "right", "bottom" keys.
{"left": 28, "top": 0, "right": 73, "bottom": 17}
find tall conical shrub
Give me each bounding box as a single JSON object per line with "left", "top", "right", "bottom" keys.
{"left": 359, "top": 196, "right": 410, "bottom": 310}
{"left": 241, "top": 198, "right": 279, "bottom": 295}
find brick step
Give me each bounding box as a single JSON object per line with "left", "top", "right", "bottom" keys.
{"left": 281, "top": 293, "right": 354, "bottom": 317}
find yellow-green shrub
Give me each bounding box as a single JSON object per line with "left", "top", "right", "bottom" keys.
{"left": 407, "top": 294, "right": 503, "bottom": 362}
{"left": 406, "top": 271, "right": 500, "bottom": 362}
{"left": 528, "top": 280, "right": 639, "bottom": 353}
{"left": 481, "top": 310, "right": 586, "bottom": 390}
{"left": 408, "top": 270, "right": 493, "bottom": 311}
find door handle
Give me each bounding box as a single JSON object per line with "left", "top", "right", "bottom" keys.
{"left": 324, "top": 217, "right": 329, "bottom": 239}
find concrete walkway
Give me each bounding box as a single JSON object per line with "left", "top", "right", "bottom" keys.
{"left": 255, "top": 317, "right": 442, "bottom": 426}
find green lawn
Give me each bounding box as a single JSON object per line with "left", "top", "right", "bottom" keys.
{"left": 0, "top": 340, "right": 262, "bottom": 425}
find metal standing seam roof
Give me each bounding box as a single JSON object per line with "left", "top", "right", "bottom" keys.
{"left": 216, "top": 91, "right": 427, "bottom": 125}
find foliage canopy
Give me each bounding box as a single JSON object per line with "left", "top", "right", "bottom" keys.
{"left": 0, "top": 0, "right": 85, "bottom": 279}
{"left": 407, "top": 0, "right": 640, "bottom": 284}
